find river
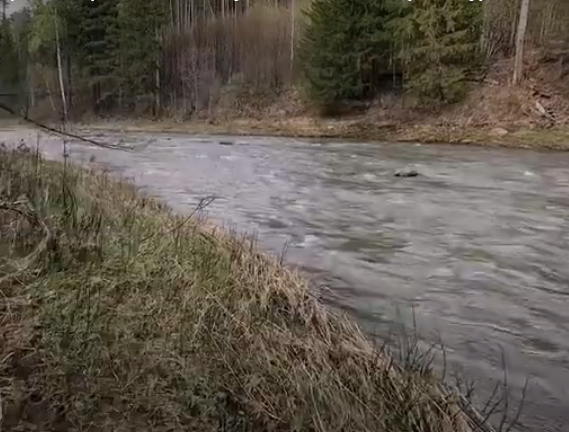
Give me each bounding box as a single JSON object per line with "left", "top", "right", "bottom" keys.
{"left": 1, "top": 128, "right": 569, "bottom": 432}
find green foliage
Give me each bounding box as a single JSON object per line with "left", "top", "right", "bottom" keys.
{"left": 28, "top": 0, "right": 56, "bottom": 56}
{"left": 116, "top": 0, "right": 164, "bottom": 109}
{"left": 11, "top": 8, "right": 32, "bottom": 60}
{"left": 0, "top": 22, "right": 19, "bottom": 87}
{"left": 20, "top": 0, "right": 491, "bottom": 115}
{"left": 394, "top": 0, "right": 483, "bottom": 105}
{"left": 71, "top": 0, "right": 120, "bottom": 109}
{"left": 299, "top": 0, "right": 397, "bottom": 109}
{"left": 300, "top": 0, "right": 483, "bottom": 109}
{"left": 34, "top": 0, "right": 164, "bottom": 113}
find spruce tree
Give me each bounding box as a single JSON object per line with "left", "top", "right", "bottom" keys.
{"left": 394, "top": 0, "right": 482, "bottom": 105}
{"left": 51, "top": 0, "right": 120, "bottom": 112}
{"left": 0, "top": 21, "right": 20, "bottom": 88}
{"left": 115, "top": 0, "right": 164, "bottom": 112}
{"left": 79, "top": 0, "right": 119, "bottom": 112}
{"left": 299, "top": 0, "right": 397, "bottom": 110}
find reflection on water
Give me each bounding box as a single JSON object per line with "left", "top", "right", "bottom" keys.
{"left": 1, "top": 128, "right": 569, "bottom": 432}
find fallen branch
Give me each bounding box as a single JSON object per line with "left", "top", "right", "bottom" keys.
{"left": 0, "top": 102, "right": 131, "bottom": 151}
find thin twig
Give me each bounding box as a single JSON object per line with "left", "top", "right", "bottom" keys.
{"left": 139, "top": 195, "right": 217, "bottom": 244}
{"left": 504, "top": 378, "right": 529, "bottom": 432}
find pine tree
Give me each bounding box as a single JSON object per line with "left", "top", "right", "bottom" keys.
{"left": 50, "top": 0, "right": 120, "bottom": 113}
{"left": 115, "top": 0, "right": 164, "bottom": 112}
{"left": 299, "top": 0, "right": 397, "bottom": 110}
{"left": 394, "top": 0, "right": 483, "bottom": 105}
{"left": 0, "top": 21, "right": 19, "bottom": 88}
{"left": 79, "top": 0, "right": 119, "bottom": 112}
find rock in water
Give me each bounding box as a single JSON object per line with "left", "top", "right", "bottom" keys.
{"left": 219, "top": 140, "right": 234, "bottom": 146}
{"left": 394, "top": 168, "right": 419, "bottom": 177}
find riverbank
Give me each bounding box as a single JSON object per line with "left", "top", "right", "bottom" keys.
{"left": 3, "top": 116, "right": 569, "bottom": 150}
{"left": 84, "top": 117, "right": 569, "bottom": 150}
{"left": 0, "top": 144, "right": 493, "bottom": 431}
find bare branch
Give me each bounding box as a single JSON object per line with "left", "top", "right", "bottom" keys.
{"left": 0, "top": 102, "right": 131, "bottom": 151}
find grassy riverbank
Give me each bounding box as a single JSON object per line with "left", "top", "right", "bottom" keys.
{"left": 3, "top": 116, "right": 568, "bottom": 150}
{"left": 0, "top": 144, "right": 490, "bottom": 431}
{"left": 81, "top": 117, "right": 569, "bottom": 150}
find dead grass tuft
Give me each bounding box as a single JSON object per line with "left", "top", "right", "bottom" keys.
{"left": 0, "top": 143, "right": 491, "bottom": 432}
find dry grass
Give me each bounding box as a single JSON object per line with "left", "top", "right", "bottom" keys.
{"left": 0, "top": 143, "right": 492, "bottom": 432}
{"left": 77, "top": 116, "right": 569, "bottom": 150}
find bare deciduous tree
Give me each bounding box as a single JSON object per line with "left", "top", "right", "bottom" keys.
{"left": 513, "top": 0, "right": 531, "bottom": 84}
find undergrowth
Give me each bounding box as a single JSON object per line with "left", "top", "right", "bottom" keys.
{"left": 0, "top": 142, "right": 491, "bottom": 431}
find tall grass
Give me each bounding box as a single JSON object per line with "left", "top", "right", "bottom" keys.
{"left": 0, "top": 142, "right": 490, "bottom": 432}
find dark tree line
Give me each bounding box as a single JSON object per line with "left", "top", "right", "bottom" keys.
{"left": 0, "top": 0, "right": 568, "bottom": 119}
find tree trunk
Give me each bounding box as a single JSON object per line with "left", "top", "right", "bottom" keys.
{"left": 53, "top": 4, "right": 68, "bottom": 124}
{"left": 513, "top": 0, "right": 530, "bottom": 85}
{"left": 290, "top": 0, "right": 295, "bottom": 65}
{"left": 155, "top": 29, "right": 161, "bottom": 116}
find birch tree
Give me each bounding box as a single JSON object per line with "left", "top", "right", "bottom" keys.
{"left": 513, "top": 0, "right": 530, "bottom": 84}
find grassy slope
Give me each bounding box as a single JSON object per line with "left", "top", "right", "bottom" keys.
{"left": 0, "top": 144, "right": 488, "bottom": 432}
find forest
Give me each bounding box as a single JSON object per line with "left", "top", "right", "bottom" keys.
{"left": 0, "top": 0, "right": 568, "bottom": 123}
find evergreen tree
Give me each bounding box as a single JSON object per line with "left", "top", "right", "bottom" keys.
{"left": 393, "top": 0, "right": 483, "bottom": 105}
{"left": 50, "top": 0, "right": 120, "bottom": 113}
{"left": 0, "top": 21, "right": 20, "bottom": 88}
{"left": 115, "top": 0, "right": 164, "bottom": 112}
{"left": 28, "top": 0, "right": 56, "bottom": 62}
{"left": 78, "top": 0, "right": 119, "bottom": 112}
{"left": 0, "top": 20, "right": 24, "bottom": 116}
{"left": 299, "top": 0, "right": 397, "bottom": 109}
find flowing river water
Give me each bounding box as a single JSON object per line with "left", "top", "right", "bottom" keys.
{"left": 1, "top": 128, "right": 569, "bottom": 432}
